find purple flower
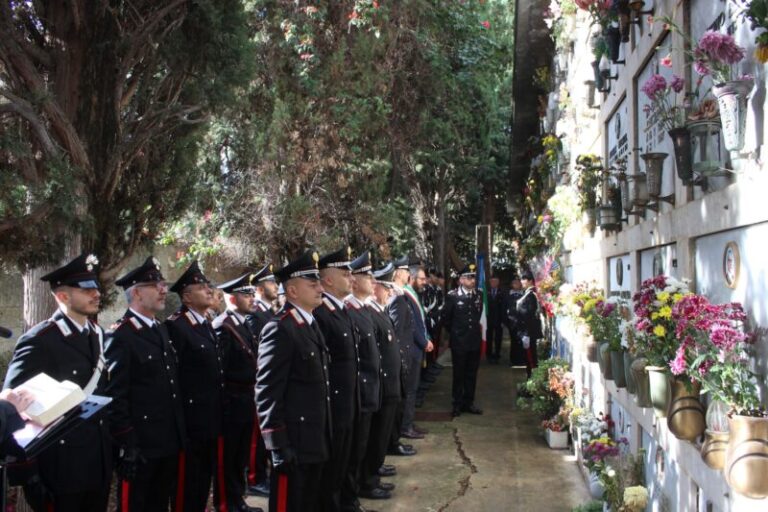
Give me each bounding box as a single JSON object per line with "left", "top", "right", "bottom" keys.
{"left": 669, "top": 345, "right": 687, "bottom": 375}
{"left": 693, "top": 60, "right": 711, "bottom": 76}
{"left": 696, "top": 31, "right": 746, "bottom": 65}
{"left": 641, "top": 74, "right": 667, "bottom": 99}
{"left": 670, "top": 75, "right": 685, "bottom": 93}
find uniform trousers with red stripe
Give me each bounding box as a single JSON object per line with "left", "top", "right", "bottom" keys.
{"left": 247, "top": 423, "right": 270, "bottom": 487}
{"left": 269, "top": 464, "right": 323, "bottom": 512}
{"left": 117, "top": 454, "right": 178, "bottom": 512}
{"left": 174, "top": 438, "right": 225, "bottom": 512}
{"left": 224, "top": 416, "right": 255, "bottom": 508}
{"left": 361, "top": 399, "right": 398, "bottom": 491}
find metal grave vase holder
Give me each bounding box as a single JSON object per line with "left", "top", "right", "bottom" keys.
{"left": 641, "top": 153, "right": 673, "bottom": 210}
{"left": 688, "top": 120, "right": 726, "bottom": 181}
{"left": 713, "top": 79, "right": 753, "bottom": 153}
{"left": 668, "top": 126, "right": 693, "bottom": 185}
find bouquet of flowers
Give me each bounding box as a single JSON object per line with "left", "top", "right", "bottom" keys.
{"left": 558, "top": 280, "right": 604, "bottom": 319}
{"left": 575, "top": 0, "right": 615, "bottom": 28}
{"left": 574, "top": 155, "right": 602, "bottom": 211}
{"left": 669, "top": 294, "right": 760, "bottom": 413}
{"left": 641, "top": 73, "right": 688, "bottom": 132}
{"left": 582, "top": 436, "right": 627, "bottom": 473}
{"left": 631, "top": 275, "right": 690, "bottom": 367}
{"left": 622, "top": 485, "right": 649, "bottom": 512}
{"left": 542, "top": 406, "right": 572, "bottom": 432}
{"left": 743, "top": 0, "right": 768, "bottom": 63}
{"left": 584, "top": 296, "right": 626, "bottom": 351}
{"left": 517, "top": 358, "right": 572, "bottom": 419}
{"left": 693, "top": 30, "right": 747, "bottom": 85}
{"left": 575, "top": 411, "right": 614, "bottom": 444}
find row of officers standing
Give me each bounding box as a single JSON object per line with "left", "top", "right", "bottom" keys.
{"left": 1, "top": 246, "right": 482, "bottom": 512}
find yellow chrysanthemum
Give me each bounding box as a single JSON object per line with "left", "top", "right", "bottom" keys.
{"left": 656, "top": 291, "right": 670, "bottom": 303}
{"left": 583, "top": 299, "right": 597, "bottom": 313}
{"left": 651, "top": 312, "right": 659, "bottom": 320}
{"left": 653, "top": 325, "right": 666, "bottom": 337}
{"left": 658, "top": 306, "right": 672, "bottom": 319}
{"left": 672, "top": 293, "right": 684, "bottom": 303}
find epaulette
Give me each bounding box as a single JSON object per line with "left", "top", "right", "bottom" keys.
{"left": 167, "top": 311, "right": 181, "bottom": 321}
{"left": 226, "top": 310, "right": 241, "bottom": 326}
{"left": 184, "top": 311, "right": 198, "bottom": 325}
{"left": 128, "top": 317, "right": 144, "bottom": 331}
{"left": 448, "top": 289, "right": 459, "bottom": 297}
{"left": 287, "top": 309, "right": 306, "bottom": 326}
{"left": 54, "top": 318, "right": 74, "bottom": 337}
{"left": 256, "top": 302, "right": 269, "bottom": 312}
{"left": 344, "top": 300, "right": 361, "bottom": 310}
{"left": 322, "top": 297, "right": 336, "bottom": 311}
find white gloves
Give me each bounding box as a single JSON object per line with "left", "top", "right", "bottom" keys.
{"left": 522, "top": 336, "right": 531, "bottom": 349}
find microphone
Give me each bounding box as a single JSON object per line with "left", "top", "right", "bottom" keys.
{"left": 0, "top": 326, "right": 13, "bottom": 339}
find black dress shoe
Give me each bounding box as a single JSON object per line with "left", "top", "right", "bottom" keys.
{"left": 378, "top": 465, "right": 397, "bottom": 476}
{"left": 247, "top": 481, "right": 270, "bottom": 497}
{"left": 388, "top": 444, "right": 417, "bottom": 456}
{"left": 401, "top": 428, "right": 424, "bottom": 439}
{"left": 452, "top": 407, "right": 462, "bottom": 417}
{"left": 412, "top": 424, "right": 429, "bottom": 434}
{"left": 359, "top": 488, "right": 391, "bottom": 500}
{"left": 461, "top": 404, "right": 483, "bottom": 415}
{"left": 378, "top": 482, "right": 396, "bottom": 491}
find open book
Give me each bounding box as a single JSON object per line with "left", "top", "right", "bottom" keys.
{"left": 15, "top": 373, "right": 87, "bottom": 427}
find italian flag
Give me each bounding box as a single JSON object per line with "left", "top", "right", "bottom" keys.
{"left": 477, "top": 253, "right": 489, "bottom": 358}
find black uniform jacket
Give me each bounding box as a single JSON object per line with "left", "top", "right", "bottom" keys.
{"left": 104, "top": 309, "right": 185, "bottom": 458}
{"left": 165, "top": 305, "right": 224, "bottom": 441}
{"left": 255, "top": 303, "right": 331, "bottom": 465}
{"left": 366, "top": 302, "right": 402, "bottom": 402}
{"left": 515, "top": 287, "right": 544, "bottom": 340}
{"left": 344, "top": 297, "right": 382, "bottom": 413}
{"left": 441, "top": 288, "right": 483, "bottom": 352}
{"left": 213, "top": 310, "right": 258, "bottom": 423}
{"left": 487, "top": 287, "right": 507, "bottom": 326}
{"left": 386, "top": 294, "right": 416, "bottom": 357}
{"left": 313, "top": 294, "right": 360, "bottom": 427}
{"left": 506, "top": 290, "right": 523, "bottom": 331}
{"left": 3, "top": 311, "right": 112, "bottom": 494}
{"left": 246, "top": 300, "right": 274, "bottom": 342}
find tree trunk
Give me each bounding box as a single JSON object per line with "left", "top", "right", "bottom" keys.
{"left": 22, "top": 240, "right": 81, "bottom": 330}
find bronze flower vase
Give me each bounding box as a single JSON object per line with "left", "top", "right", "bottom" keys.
{"left": 725, "top": 415, "right": 768, "bottom": 499}
{"left": 610, "top": 350, "right": 626, "bottom": 388}
{"left": 585, "top": 339, "right": 599, "bottom": 363}
{"left": 702, "top": 430, "right": 729, "bottom": 470}
{"left": 598, "top": 343, "right": 613, "bottom": 380}
{"left": 631, "top": 358, "right": 652, "bottom": 407}
{"left": 712, "top": 79, "right": 753, "bottom": 152}
{"left": 668, "top": 127, "right": 693, "bottom": 185}
{"left": 623, "top": 351, "right": 636, "bottom": 395}
{"left": 666, "top": 378, "right": 705, "bottom": 441}
{"left": 646, "top": 366, "right": 670, "bottom": 417}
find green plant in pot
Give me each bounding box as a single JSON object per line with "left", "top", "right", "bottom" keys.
{"left": 517, "top": 358, "right": 571, "bottom": 419}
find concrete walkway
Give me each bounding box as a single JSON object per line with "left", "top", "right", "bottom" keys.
{"left": 247, "top": 352, "right": 590, "bottom": 512}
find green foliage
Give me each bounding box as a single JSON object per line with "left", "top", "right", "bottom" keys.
{"left": 571, "top": 501, "right": 604, "bottom": 512}
{"left": 516, "top": 358, "right": 570, "bottom": 419}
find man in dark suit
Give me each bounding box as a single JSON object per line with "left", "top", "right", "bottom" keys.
{"left": 344, "top": 252, "right": 389, "bottom": 503}
{"left": 506, "top": 276, "right": 526, "bottom": 367}
{"left": 361, "top": 264, "right": 402, "bottom": 492}
{"left": 165, "top": 261, "right": 226, "bottom": 512}
{"left": 314, "top": 247, "right": 361, "bottom": 512}
{"left": 213, "top": 273, "right": 263, "bottom": 512}
{"left": 256, "top": 251, "right": 331, "bottom": 512}
{"left": 4, "top": 253, "right": 112, "bottom": 512}
{"left": 105, "top": 256, "right": 186, "bottom": 512}
{"left": 486, "top": 276, "right": 506, "bottom": 364}
{"left": 441, "top": 264, "right": 484, "bottom": 418}
{"left": 245, "top": 263, "right": 278, "bottom": 498}
{"left": 515, "top": 270, "right": 542, "bottom": 379}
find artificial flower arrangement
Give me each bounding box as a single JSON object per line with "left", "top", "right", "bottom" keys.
{"left": 621, "top": 485, "right": 649, "bottom": 512}
{"left": 517, "top": 358, "right": 573, "bottom": 420}
{"left": 575, "top": 0, "right": 616, "bottom": 28}
{"left": 574, "top": 154, "right": 602, "bottom": 212}
{"left": 583, "top": 296, "right": 627, "bottom": 351}
{"left": 743, "top": 0, "right": 768, "bottom": 63}
{"left": 558, "top": 280, "right": 604, "bottom": 320}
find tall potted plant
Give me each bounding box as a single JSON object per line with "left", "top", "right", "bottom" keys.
{"left": 575, "top": 155, "right": 601, "bottom": 233}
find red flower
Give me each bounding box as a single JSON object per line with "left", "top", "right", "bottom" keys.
{"left": 481, "top": 20, "right": 491, "bottom": 29}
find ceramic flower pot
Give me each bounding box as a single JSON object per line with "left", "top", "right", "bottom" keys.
{"left": 599, "top": 343, "right": 613, "bottom": 380}
{"left": 667, "top": 378, "right": 705, "bottom": 441}
{"left": 725, "top": 415, "right": 768, "bottom": 499}
{"left": 631, "top": 358, "right": 652, "bottom": 408}
{"left": 546, "top": 429, "right": 569, "bottom": 449}
{"left": 623, "top": 351, "right": 636, "bottom": 395}
{"left": 610, "top": 350, "right": 626, "bottom": 388}
{"left": 668, "top": 126, "right": 693, "bottom": 185}
{"left": 701, "top": 430, "right": 729, "bottom": 470}
{"left": 588, "top": 471, "right": 604, "bottom": 499}
{"left": 605, "top": 26, "right": 622, "bottom": 63}
{"left": 585, "top": 339, "right": 599, "bottom": 363}
{"left": 713, "top": 79, "right": 753, "bottom": 152}
{"left": 646, "top": 366, "right": 670, "bottom": 418}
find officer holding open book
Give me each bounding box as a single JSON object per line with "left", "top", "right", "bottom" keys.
{"left": 3, "top": 253, "right": 113, "bottom": 512}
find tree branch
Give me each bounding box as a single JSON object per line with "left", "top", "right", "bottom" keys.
{"left": 0, "top": 89, "right": 61, "bottom": 158}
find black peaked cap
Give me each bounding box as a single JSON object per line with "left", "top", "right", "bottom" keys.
{"left": 318, "top": 246, "right": 353, "bottom": 270}
{"left": 41, "top": 253, "right": 100, "bottom": 289}
{"left": 169, "top": 260, "right": 210, "bottom": 294}
{"left": 115, "top": 256, "right": 165, "bottom": 290}
{"left": 217, "top": 272, "right": 255, "bottom": 294}
{"left": 274, "top": 251, "right": 320, "bottom": 283}
{"left": 350, "top": 251, "right": 372, "bottom": 275}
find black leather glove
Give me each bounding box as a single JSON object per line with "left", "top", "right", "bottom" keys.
{"left": 270, "top": 446, "right": 297, "bottom": 474}
{"left": 115, "top": 445, "right": 144, "bottom": 481}
{"left": 24, "top": 474, "right": 53, "bottom": 511}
